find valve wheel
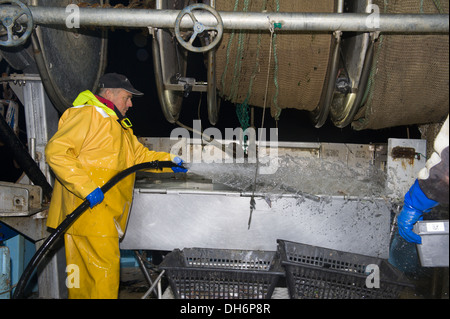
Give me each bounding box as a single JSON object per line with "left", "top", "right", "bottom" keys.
{"left": 0, "top": 0, "right": 34, "bottom": 47}
{"left": 175, "top": 3, "right": 223, "bottom": 53}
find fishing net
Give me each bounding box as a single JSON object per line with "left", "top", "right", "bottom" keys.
{"left": 215, "top": 0, "right": 336, "bottom": 120}
{"left": 352, "top": 0, "right": 449, "bottom": 130}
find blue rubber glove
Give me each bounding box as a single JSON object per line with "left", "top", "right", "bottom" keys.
{"left": 397, "top": 179, "right": 438, "bottom": 244}
{"left": 86, "top": 187, "right": 104, "bottom": 209}
{"left": 171, "top": 157, "right": 188, "bottom": 173}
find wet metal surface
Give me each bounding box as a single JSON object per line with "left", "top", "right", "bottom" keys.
{"left": 121, "top": 177, "right": 392, "bottom": 258}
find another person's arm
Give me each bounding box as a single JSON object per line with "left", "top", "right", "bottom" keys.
{"left": 398, "top": 116, "right": 449, "bottom": 243}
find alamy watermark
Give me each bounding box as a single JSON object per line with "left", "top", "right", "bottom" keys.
{"left": 169, "top": 120, "right": 280, "bottom": 174}
{"left": 66, "top": 264, "right": 80, "bottom": 289}
{"left": 65, "top": 4, "right": 80, "bottom": 29}
{"left": 365, "top": 264, "right": 380, "bottom": 289}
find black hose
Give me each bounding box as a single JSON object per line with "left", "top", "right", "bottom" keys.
{"left": 0, "top": 109, "right": 53, "bottom": 200}
{"left": 13, "top": 160, "right": 179, "bottom": 299}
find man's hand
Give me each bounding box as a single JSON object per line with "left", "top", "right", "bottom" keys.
{"left": 86, "top": 187, "right": 104, "bottom": 208}
{"left": 171, "top": 157, "right": 188, "bottom": 173}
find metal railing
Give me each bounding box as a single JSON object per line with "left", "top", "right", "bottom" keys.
{"left": 19, "top": 6, "right": 450, "bottom": 33}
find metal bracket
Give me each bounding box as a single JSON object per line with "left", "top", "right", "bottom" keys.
{"left": 166, "top": 73, "right": 207, "bottom": 97}
{"left": 0, "top": 181, "right": 43, "bottom": 216}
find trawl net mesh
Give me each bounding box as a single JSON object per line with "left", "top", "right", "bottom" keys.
{"left": 352, "top": 0, "right": 449, "bottom": 130}
{"left": 215, "top": 0, "right": 336, "bottom": 119}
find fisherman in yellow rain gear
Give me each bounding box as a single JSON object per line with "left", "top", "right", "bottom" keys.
{"left": 45, "top": 73, "right": 186, "bottom": 299}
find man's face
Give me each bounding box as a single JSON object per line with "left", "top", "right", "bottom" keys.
{"left": 106, "top": 89, "right": 133, "bottom": 116}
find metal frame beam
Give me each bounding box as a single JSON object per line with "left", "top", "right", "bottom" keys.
{"left": 22, "top": 7, "right": 450, "bottom": 33}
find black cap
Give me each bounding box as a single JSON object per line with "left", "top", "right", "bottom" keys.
{"left": 98, "top": 73, "right": 143, "bottom": 96}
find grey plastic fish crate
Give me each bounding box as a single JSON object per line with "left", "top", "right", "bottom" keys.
{"left": 159, "top": 248, "right": 283, "bottom": 299}
{"left": 414, "top": 220, "right": 449, "bottom": 267}
{"left": 277, "top": 239, "right": 412, "bottom": 299}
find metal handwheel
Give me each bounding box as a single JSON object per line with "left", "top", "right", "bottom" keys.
{"left": 174, "top": 3, "right": 223, "bottom": 53}
{"left": 0, "top": 0, "right": 34, "bottom": 47}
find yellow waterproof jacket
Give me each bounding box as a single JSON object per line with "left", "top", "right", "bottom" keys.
{"left": 45, "top": 90, "right": 173, "bottom": 237}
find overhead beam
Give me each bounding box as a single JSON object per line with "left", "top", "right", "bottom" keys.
{"left": 15, "top": 6, "right": 449, "bottom": 33}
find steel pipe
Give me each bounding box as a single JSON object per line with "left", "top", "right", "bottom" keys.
{"left": 18, "top": 6, "right": 449, "bottom": 33}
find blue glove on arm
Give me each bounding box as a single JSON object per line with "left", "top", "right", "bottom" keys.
{"left": 397, "top": 179, "right": 438, "bottom": 244}
{"left": 86, "top": 187, "right": 104, "bottom": 208}
{"left": 171, "top": 156, "right": 188, "bottom": 173}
